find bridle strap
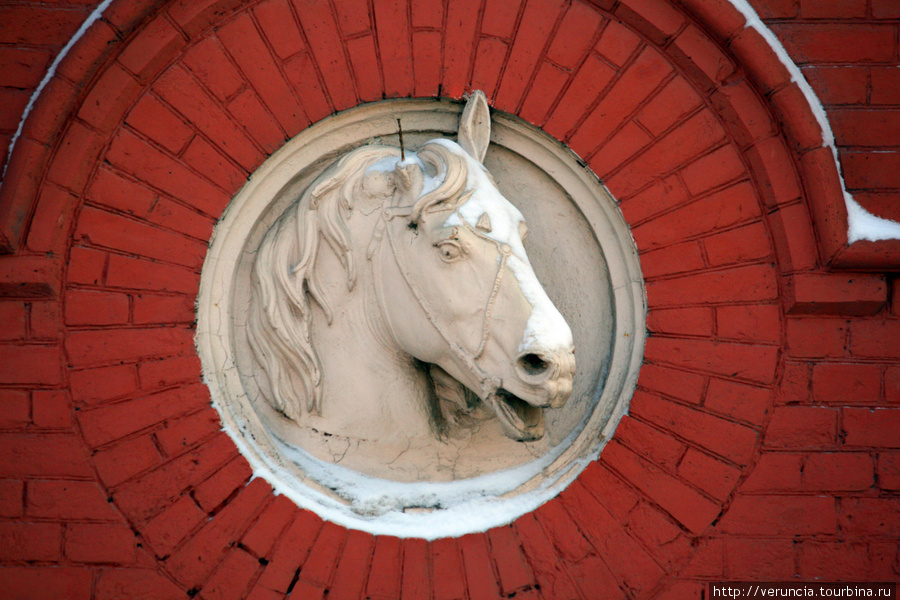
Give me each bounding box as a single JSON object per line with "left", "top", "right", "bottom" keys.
{"left": 377, "top": 208, "right": 506, "bottom": 398}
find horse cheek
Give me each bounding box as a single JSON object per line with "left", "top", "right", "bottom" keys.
{"left": 373, "top": 236, "right": 441, "bottom": 363}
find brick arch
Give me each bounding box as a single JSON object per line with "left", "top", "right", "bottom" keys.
{"left": 0, "top": 0, "right": 870, "bottom": 598}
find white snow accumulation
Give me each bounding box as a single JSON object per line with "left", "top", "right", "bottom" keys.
{"left": 1, "top": 0, "right": 115, "bottom": 185}
{"left": 729, "top": 0, "right": 900, "bottom": 242}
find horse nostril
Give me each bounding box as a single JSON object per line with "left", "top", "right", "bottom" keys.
{"left": 518, "top": 353, "right": 550, "bottom": 376}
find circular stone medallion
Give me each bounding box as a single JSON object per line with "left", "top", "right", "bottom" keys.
{"left": 196, "top": 97, "right": 646, "bottom": 538}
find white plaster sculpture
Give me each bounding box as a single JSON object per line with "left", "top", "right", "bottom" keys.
{"left": 247, "top": 91, "right": 576, "bottom": 445}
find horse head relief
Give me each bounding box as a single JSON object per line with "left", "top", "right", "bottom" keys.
{"left": 246, "top": 92, "right": 576, "bottom": 457}
{"left": 199, "top": 92, "right": 642, "bottom": 530}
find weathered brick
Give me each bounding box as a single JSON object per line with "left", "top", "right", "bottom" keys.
{"left": 75, "top": 207, "right": 207, "bottom": 269}
{"left": 218, "top": 13, "right": 308, "bottom": 135}
{"left": 766, "top": 406, "right": 838, "bottom": 448}
{"left": 786, "top": 317, "right": 848, "bottom": 359}
{"left": 812, "top": 363, "right": 881, "bottom": 405}
{"left": 643, "top": 336, "right": 779, "bottom": 385}
{"left": 298, "top": 521, "right": 346, "bottom": 587}
{"left": 647, "top": 306, "right": 714, "bottom": 336}
{"left": 65, "top": 290, "right": 130, "bottom": 326}
{"left": 93, "top": 434, "right": 162, "bottom": 487}
{"left": 637, "top": 76, "right": 703, "bottom": 138}
{"left": 798, "top": 541, "right": 871, "bottom": 581}
{"left": 65, "top": 523, "right": 136, "bottom": 564}
{"left": 78, "top": 383, "right": 210, "bottom": 447}
{"left": 718, "top": 495, "right": 837, "bottom": 535}
{"left": 165, "top": 478, "right": 271, "bottom": 588}
{"left": 0, "top": 389, "right": 29, "bottom": 429}
{"left": 118, "top": 15, "right": 186, "bottom": 79}
{"left": 487, "top": 525, "right": 534, "bottom": 596}
{"left": 546, "top": 2, "right": 603, "bottom": 69}
{"left": 606, "top": 110, "right": 726, "bottom": 198}
{"left": 0, "top": 343, "right": 62, "bottom": 385}
{"left": 0, "top": 434, "right": 91, "bottom": 478}
{"left": 633, "top": 181, "right": 761, "bottom": 251}
{"left": 365, "top": 535, "right": 402, "bottom": 599}
{"left": 803, "top": 452, "right": 873, "bottom": 491}
{"left": 192, "top": 456, "right": 253, "bottom": 512}
{"left": 329, "top": 530, "right": 376, "bottom": 600}
{"left": 154, "top": 409, "right": 221, "bottom": 455}
{"left": 293, "top": 0, "right": 357, "bottom": 110}
{"left": 374, "top": 0, "right": 414, "bottom": 98}
{"left": 0, "top": 479, "right": 24, "bottom": 517}
{"left": 66, "top": 327, "right": 195, "bottom": 368}
{"left": 249, "top": 509, "right": 322, "bottom": 593}
{"left": 27, "top": 479, "right": 118, "bottom": 521}
{"left": 126, "top": 94, "right": 194, "bottom": 155}
{"left": 201, "top": 547, "right": 260, "bottom": 600}
{"left": 704, "top": 377, "right": 771, "bottom": 426}
{"left": 843, "top": 408, "right": 900, "bottom": 448}
{"left": 240, "top": 495, "right": 297, "bottom": 558}
{"left": 616, "top": 413, "right": 687, "bottom": 471}
{"left": 114, "top": 433, "right": 237, "bottom": 521}
{"left": 495, "top": 0, "right": 565, "bottom": 111}
{"left": 254, "top": 0, "right": 305, "bottom": 59}
{"left": 769, "top": 23, "right": 895, "bottom": 64}
{"left": 601, "top": 441, "right": 720, "bottom": 534}
{"left": 535, "top": 499, "right": 593, "bottom": 562}
{"left": 631, "top": 392, "right": 759, "bottom": 465}
{"left": 595, "top": 19, "right": 641, "bottom": 67}
{"left": 677, "top": 448, "right": 741, "bottom": 501}
{"left": 743, "top": 452, "right": 803, "bottom": 492}
{"left": 70, "top": 364, "right": 138, "bottom": 405}
{"left": 840, "top": 498, "right": 900, "bottom": 537}
{"left": 787, "top": 274, "right": 887, "bottom": 316}
{"left": 0, "top": 521, "right": 63, "bottom": 561}
{"left": 106, "top": 129, "right": 232, "bottom": 217}
{"left": 725, "top": 538, "right": 795, "bottom": 579}
{"left": 638, "top": 362, "right": 706, "bottom": 405}
{"left": 560, "top": 482, "right": 664, "bottom": 596}
{"left": 514, "top": 513, "right": 582, "bottom": 599}
{"left": 704, "top": 222, "right": 773, "bottom": 267}
{"left": 94, "top": 567, "right": 184, "bottom": 600}
{"left": 182, "top": 37, "right": 245, "bottom": 102}
{"left": 227, "top": 88, "right": 285, "bottom": 154}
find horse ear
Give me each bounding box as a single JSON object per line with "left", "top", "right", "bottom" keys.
{"left": 458, "top": 90, "right": 490, "bottom": 164}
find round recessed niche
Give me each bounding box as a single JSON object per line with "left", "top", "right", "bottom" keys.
{"left": 196, "top": 97, "right": 646, "bottom": 538}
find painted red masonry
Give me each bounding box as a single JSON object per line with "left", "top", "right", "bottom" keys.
{"left": 0, "top": 0, "right": 899, "bottom": 598}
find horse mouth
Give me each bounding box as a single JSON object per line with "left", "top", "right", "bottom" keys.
{"left": 489, "top": 388, "right": 544, "bottom": 441}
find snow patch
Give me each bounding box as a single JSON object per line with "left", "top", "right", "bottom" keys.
{"left": 1, "top": 0, "right": 115, "bottom": 185}
{"left": 846, "top": 194, "right": 900, "bottom": 242}
{"left": 728, "top": 0, "right": 900, "bottom": 241}
{"left": 243, "top": 426, "right": 590, "bottom": 539}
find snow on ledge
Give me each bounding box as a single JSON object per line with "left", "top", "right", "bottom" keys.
{"left": 0, "top": 0, "right": 115, "bottom": 185}
{"left": 728, "top": 0, "right": 900, "bottom": 243}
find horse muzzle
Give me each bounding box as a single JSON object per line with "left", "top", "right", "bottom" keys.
{"left": 514, "top": 346, "right": 576, "bottom": 409}
{"left": 487, "top": 347, "right": 575, "bottom": 442}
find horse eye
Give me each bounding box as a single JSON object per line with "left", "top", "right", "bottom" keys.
{"left": 436, "top": 240, "right": 463, "bottom": 262}
{"left": 519, "top": 221, "right": 528, "bottom": 242}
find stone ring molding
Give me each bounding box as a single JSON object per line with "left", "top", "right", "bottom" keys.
{"left": 196, "top": 92, "right": 646, "bottom": 538}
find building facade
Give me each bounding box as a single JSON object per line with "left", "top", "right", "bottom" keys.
{"left": 1, "top": 0, "right": 899, "bottom": 597}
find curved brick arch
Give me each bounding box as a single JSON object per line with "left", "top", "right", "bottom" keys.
{"left": 0, "top": 1, "right": 894, "bottom": 599}
{"left": 0, "top": 0, "right": 859, "bottom": 271}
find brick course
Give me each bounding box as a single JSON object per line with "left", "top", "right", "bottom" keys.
{"left": 0, "top": 0, "right": 898, "bottom": 597}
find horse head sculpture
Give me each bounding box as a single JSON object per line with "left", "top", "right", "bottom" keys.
{"left": 248, "top": 92, "right": 575, "bottom": 444}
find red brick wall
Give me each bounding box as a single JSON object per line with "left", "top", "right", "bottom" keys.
{"left": 754, "top": 0, "right": 900, "bottom": 224}
{"left": 0, "top": 1, "right": 898, "bottom": 598}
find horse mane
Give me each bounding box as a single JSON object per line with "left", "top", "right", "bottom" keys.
{"left": 247, "top": 140, "right": 473, "bottom": 423}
